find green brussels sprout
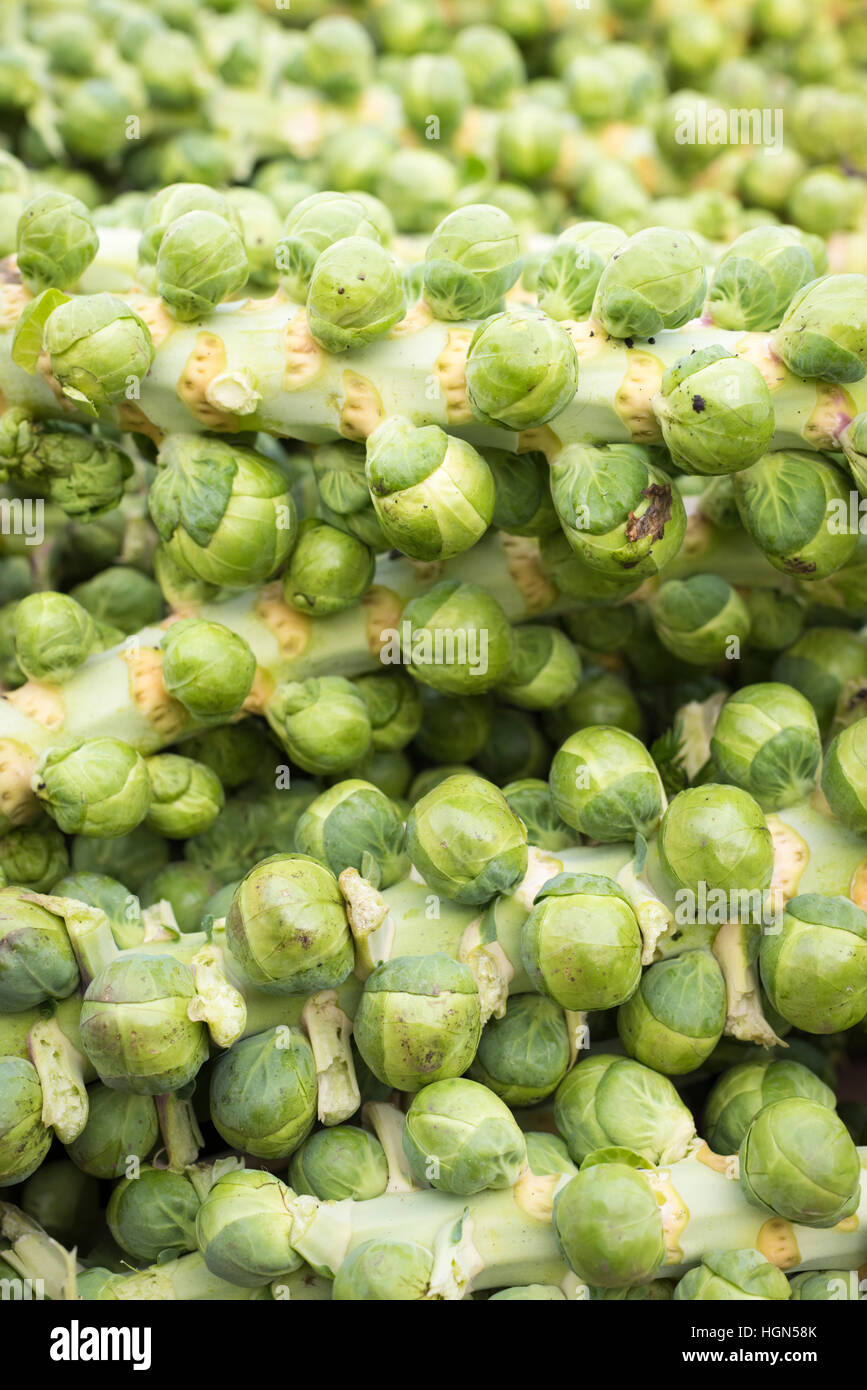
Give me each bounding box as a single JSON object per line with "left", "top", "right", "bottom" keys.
{"left": 365, "top": 417, "right": 495, "bottom": 562}
{"left": 653, "top": 348, "right": 775, "bottom": 476}
{"left": 549, "top": 725, "right": 665, "bottom": 843}
{"left": 107, "top": 1165, "right": 200, "bottom": 1262}
{"left": 496, "top": 104, "right": 565, "bottom": 183}
{"left": 70, "top": 568, "right": 163, "bottom": 635}
{"left": 306, "top": 237, "right": 405, "bottom": 354}
{"left": 771, "top": 275, "right": 867, "bottom": 384}
{"left": 708, "top": 227, "right": 816, "bottom": 334}
{"left": 703, "top": 1059, "right": 836, "bottom": 1155}
{"left": 399, "top": 580, "right": 515, "bottom": 695}
{"left": 742, "top": 591, "right": 804, "bottom": 653}
{"left": 376, "top": 150, "right": 459, "bottom": 235}
{"left": 406, "top": 772, "right": 527, "bottom": 904}
{"left": 654, "top": 92, "right": 719, "bottom": 175}
{"left": 592, "top": 227, "right": 706, "bottom": 339}
{"left": 665, "top": 10, "right": 725, "bottom": 82}
{"left": 141, "top": 862, "right": 217, "bottom": 935}
{"left": 759, "top": 894, "right": 867, "bottom": 1033}
{"left": 466, "top": 309, "right": 578, "bottom": 431}
{"left": 524, "top": 1131, "right": 577, "bottom": 1177}
{"left": 658, "top": 785, "right": 773, "bottom": 900}
{"left": 16, "top": 192, "right": 99, "bottom": 294}
{"left": 66, "top": 1084, "right": 159, "bottom": 1179}
{"left": 319, "top": 127, "right": 397, "bottom": 195}
{"left": 451, "top": 25, "right": 525, "bottom": 107}
{"left": 80, "top": 952, "right": 208, "bottom": 1094}
{"left": 789, "top": 1270, "right": 858, "bottom": 1301}
{"left": 312, "top": 439, "right": 389, "bottom": 552}
{"left": 57, "top": 79, "right": 137, "bottom": 162}
{"left": 210, "top": 1026, "right": 317, "bottom": 1159}
{"left": 138, "top": 184, "right": 243, "bottom": 269}
{"left": 0, "top": 1057, "right": 52, "bottom": 1186}
{"left": 0, "top": 820, "right": 68, "bottom": 893}
{"left": 490, "top": 1285, "right": 567, "bottom": 1300}
{"left": 788, "top": 171, "right": 862, "bottom": 239}
{"left": 304, "top": 15, "right": 374, "bottom": 103}
{"left": 710, "top": 683, "right": 821, "bottom": 810}
{"left": 554, "top": 1054, "right": 696, "bottom": 1166}
{"left": 185, "top": 782, "right": 319, "bottom": 885}
{"left": 590, "top": 1280, "right": 676, "bottom": 1301}
{"left": 553, "top": 1165, "right": 665, "bottom": 1288}
{"left": 180, "top": 722, "right": 274, "bottom": 790}
{"left": 821, "top": 720, "right": 867, "bottom": 832}
{"left": 290, "top": 1126, "right": 388, "bottom": 1202}
{"left": 283, "top": 519, "right": 374, "bottom": 616}
{"left": 13, "top": 592, "right": 97, "bottom": 682}
{"left": 161, "top": 619, "right": 256, "bottom": 721}
{"left": 563, "top": 54, "right": 624, "bottom": 124}
{"left": 35, "top": 737, "right": 151, "bottom": 838}
{"left": 354, "top": 953, "right": 482, "bottom": 1092}
{"left": 144, "top": 755, "right": 225, "bottom": 839}
{"left": 737, "top": 148, "right": 805, "bottom": 214}
{"left": 0, "top": 885, "right": 79, "bottom": 1011}
{"left": 536, "top": 222, "right": 627, "bottom": 322}
{"left": 675, "top": 1249, "right": 791, "bottom": 1301}
{"left": 754, "top": 0, "right": 809, "bottom": 39}
{"left": 275, "top": 192, "right": 384, "bottom": 303}
{"left": 227, "top": 852, "right": 352, "bottom": 994}
{"left": 195, "top": 1169, "right": 301, "bottom": 1287}
{"left": 485, "top": 447, "right": 559, "bottom": 538}
{"left": 156, "top": 209, "right": 248, "bottom": 319}
{"left": 474, "top": 705, "right": 550, "bottom": 785}
{"left": 522, "top": 872, "right": 642, "bottom": 1013}
{"left": 649, "top": 575, "right": 751, "bottom": 667}
{"left": 225, "top": 189, "right": 282, "bottom": 290}
{"left": 501, "top": 778, "right": 574, "bottom": 850}
{"left": 344, "top": 748, "right": 413, "bottom": 802}
{"left": 497, "top": 626, "right": 581, "bottom": 711}
{"left": 422, "top": 204, "right": 521, "bottom": 321}
{"left": 51, "top": 871, "right": 142, "bottom": 951}
{"left": 470, "top": 993, "right": 572, "bottom": 1105}
{"left": 773, "top": 627, "right": 867, "bottom": 735}
{"left": 354, "top": 673, "right": 422, "bottom": 752}
{"left": 545, "top": 669, "right": 643, "bottom": 744}
{"left": 578, "top": 160, "right": 650, "bottom": 237}
{"left": 43, "top": 294, "right": 154, "bottom": 413}
{"left": 550, "top": 444, "right": 687, "bottom": 581}
{"left": 21, "top": 1158, "right": 99, "bottom": 1245}
{"left": 0, "top": 191, "right": 24, "bottom": 258}
{"left": 401, "top": 54, "right": 470, "bottom": 142}
{"left": 739, "top": 1098, "right": 861, "bottom": 1228}
{"left": 333, "top": 1238, "right": 433, "bottom": 1301}
{"left": 618, "top": 950, "right": 726, "bottom": 1076}
{"left": 403, "top": 1077, "right": 527, "bottom": 1194}
{"left": 71, "top": 823, "right": 169, "bottom": 893}
{"left": 136, "top": 27, "right": 207, "bottom": 109}
{"left": 733, "top": 451, "right": 858, "bottom": 581}
{"left": 266, "top": 677, "right": 372, "bottom": 776}
{"left": 294, "top": 780, "right": 408, "bottom": 890}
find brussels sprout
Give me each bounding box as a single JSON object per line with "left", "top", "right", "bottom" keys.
{"left": 553, "top": 1165, "right": 665, "bottom": 1288}
{"left": 226, "top": 853, "right": 353, "bottom": 994}
{"left": 501, "top": 778, "right": 573, "bottom": 850}
{"left": 772, "top": 626, "right": 867, "bottom": 736}
{"left": 266, "top": 677, "right": 372, "bottom": 776}
{"left": 143, "top": 755, "right": 225, "bottom": 839}
{"left": 312, "top": 439, "right": 388, "bottom": 551}
{"left": 649, "top": 575, "right": 751, "bottom": 667}
{"left": 283, "top": 519, "right": 374, "bottom": 616}
{"left": 563, "top": 54, "right": 624, "bottom": 124}
{"left": 590, "top": 1280, "right": 676, "bottom": 1301}
{"left": 319, "top": 127, "right": 397, "bottom": 196}
{"left": 733, "top": 451, "right": 858, "bottom": 581}
{"left": 536, "top": 222, "right": 627, "bottom": 322}
{"left": 0, "top": 882, "right": 79, "bottom": 1014}
{"left": 470, "top": 993, "right": 572, "bottom": 1106}
{"left": 186, "top": 783, "right": 319, "bottom": 885}
{"left": 406, "top": 772, "right": 527, "bottom": 905}
{"left": 703, "top": 1059, "right": 836, "bottom": 1155}
{"left": 16, "top": 192, "right": 99, "bottom": 294}
{"left": 742, "top": 592, "right": 804, "bottom": 653}
{"left": 57, "top": 79, "right": 137, "bottom": 162}
{"left": 578, "top": 160, "right": 650, "bottom": 236}
{"left": 13, "top": 592, "right": 97, "bottom": 682}
{"left": 522, "top": 873, "right": 642, "bottom": 1013}
{"left": 161, "top": 619, "right": 256, "bottom": 722}
{"left": 107, "top": 1166, "right": 200, "bottom": 1262}
{"left": 290, "top": 1126, "right": 388, "bottom": 1203}
{"left": 452, "top": 25, "right": 525, "bottom": 107}
{"left": 195, "top": 1169, "right": 300, "bottom": 1287}
{"left": 70, "top": 568, "right": 163, "bottom": 635}
{"left": 821, "top": 720, "right": 867, "bottom": 832}
{"left": 789, "top": 1271, "right": 858, "bottom": 1301}
{"left": 138, "top": 184, "right": 243, "bottom": 268}
{"left": 771, "top": 275, "right": 867, "bottom": 383}
{"left": 592, "top": 227, "right": 706, "bottom": 339}
{"left": 707, "top": 227, "right": 816, "bottom": 333}
{"left": 141, "top": 862, "right": 217, "bottom": 935}
{"left": 35, "top": 737, "right": 151, "bottom": 838}
{"left": 365, "top": 418, "right": 495, "bottom": 562}
{"left": 658, "top": 784, "right": 773, "bottom": 903}
{"left": 344, "top": 748, "right": 413, "bottom": 803}
{"left": 71, "top": 823, "right": 169, "bottom": 892}
{"left": 422, "top": 204, "right": 521, "bottom": 321}
{"left": 759, "top": 894, "right": 867, "bottom": 1033}
{"left": 150, "top": 435, "right": 297, "bottom": 590}
{"left": 377, "top": 150, "right": 459, "bottom": 234}
{"left": 403, "top": 1078, "right": 527, "bottom": 1195}
{"left": 665, "top": 9, "right": 725, "bottom": 81}
{"left": 710, "top": 683, "right": 821, "bottom": 810}
{"left": 225, "top": 189, "right": 282, "bottom": 291}
{"left": 466, "top": 309, "right": 578, "bottom": 431}
{"left": 554, "top": 1054, "right": 696, "bottom": 1166}
{"left": 353, "top": 673, "right": 422, "bottom": 754}
{"left": 474, "top": 706, "right": 550, "bottom": 785}
{"left": 497, "top": 626, "right": 581, "bottom": 711}
{"left": 275, "top": 192, "right": 384, "bottom": 302}
{"left": 80, "top": 952, "right": 209, "bottom": 1094}
{"left": 354, "top": 954, "right": 482, "bottom": 1093}
{"left": 210, "top": 1026, "right": 318, "bottom": 1159}
{"left": 675, "top": 1249, "right": 791, "bottom": 1301}
{"left": 43, "top": 294, "right": 154, "bottom": 413}
{"left": 401, "top": 54, "right": 470, "bottom": 142}
{"left": 618, "top": 950, "right": 726, "bottom": 1075}
{"left": 788, "top": 170, "right": 862, "bottom": 239}
{"left": 496, "top": 103, "right": 565, "bottom": 183}
{"left": 294, "top": 780, "right": 408, "bottom": 890}
{"left": 304, "top": 15, "right": 374, "bottom": 103}
{"left": 0, "top": 820, "right": 68, "bottom": 893}
{"left": 180, "top": 722, "right": 274, "bottom": 790}
{"left": 136, "top": 27, "right": 207, "bottom": 109}
{"left": 399, "top": 580, "right": 514, "bottom": 695}
{"left": 21, "top": 1159, "right": 99, "bottom": 1245}
{"left": 490, "top": 1285, "right": 567, "bottom": 1300}
{"left": 66, "top": 1084, "right": 159, "bottom": 1179}
{"left": 307, "top": 237, "right": 405, "bottom": 354}
{"left": 333, "top": 1238, "right": 433, "bottom": 1301}
{"left": 485, "top": 447, "right": 559, "bottom": 538}
{"left": 737, "top": 148, "right": 805, "bottom": 214}
{"left": 0, "top": 1057, "right": 52, "bottom": 1186}
{"left": 654, "top": 347, "right": 775, "bottom": 476}
{"left": 739, "top": 1098, "right": 861, "bottom": 1228}
{"left": 549, "top": 725, "right": 665, "bottom": 843}
{"left": 51, "top": 871, "right": 141, "bottom": 952}
{"left": 546, "top": 669, "right": 644, "bottom": 745}
{"left": 550, "top": 444, "right": 687, "bottom": 581}
{"left": 524, "top": 1131, "right": 577, "bottom": 1177}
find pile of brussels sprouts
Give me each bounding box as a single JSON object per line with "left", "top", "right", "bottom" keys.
{"left": 0, "top": 0, "right": 865, "bottom": 1306}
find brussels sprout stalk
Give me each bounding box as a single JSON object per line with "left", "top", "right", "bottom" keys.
{"left": 27, "top": 1014, "right": 89, "bottom": 1146}
{"left": 0, "top": 1201, "right": 78, "bottom": 1301}
{"left": 712, "top": 921, "right": 786, "bottom": 1047}
{"left": 362, "top": 1102, "right": 416, "bottom": 1194}
{"left": 301, "top": 990, "right": 360, "bottom": 1127}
